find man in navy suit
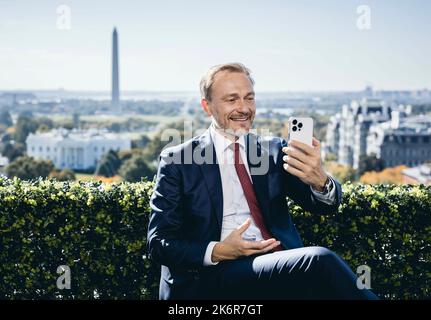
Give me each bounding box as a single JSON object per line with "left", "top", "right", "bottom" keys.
{"left": 147, "top": 63, "right": 378, "bottom": 300}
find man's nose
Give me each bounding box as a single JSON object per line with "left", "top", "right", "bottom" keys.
{"left": 235, "top": 98, "right": 249, "bottom": 112}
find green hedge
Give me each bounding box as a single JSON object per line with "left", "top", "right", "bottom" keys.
{"left": 0, "top": 177, "right": 430, "bottom": 299}
{"left": 291, "top": 183, "right": 431, "bottom": 299}
{"left": 0, "top": 177, "right": 159, "bottom": 299}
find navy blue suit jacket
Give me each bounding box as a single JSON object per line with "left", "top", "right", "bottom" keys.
{"left": 147, "top": 128, "right": 342, "bottom": 299}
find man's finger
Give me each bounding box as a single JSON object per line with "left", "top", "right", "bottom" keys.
{"left": 283, "top": 154, "right": 307, "bottom": 172}
{"left": 283, "top": 163, "right": 306, "bottom": 179}
{"left": 288, "top": 139, "right": 314, "bottom": 156}
{"left": 283, "top": 147, "right": 309, "bottom": 164}
{"left": 312, "top": 137, "right": 320, "bottom": 148}
{"left": 243, "top": 238, "right": 277, "bottom": 250}
{"left": 236, "top": 218, "right": 251, "bottom": 235}
{"left": 248, "top": 241, "right": 282, "bottom": 255}
{"left": 260, "top": 241, "right": 283, "bottom": 253}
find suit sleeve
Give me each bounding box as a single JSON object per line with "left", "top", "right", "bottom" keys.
{"left": 279, "top": 138, "right": 342, "bottom": 215}
{"left": 147, "top": 151, "right": 211, "bottom": 269}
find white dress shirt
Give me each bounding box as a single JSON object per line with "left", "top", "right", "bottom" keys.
{"left": 203, "top": 122, "right": 336, "bottom": 266}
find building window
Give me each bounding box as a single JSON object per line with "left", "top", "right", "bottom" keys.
{"left": 47, "top": 147, "right": 50, "bottom": 152}
{"left": 94, "top": 146, "right": 98, "bottom": 152}
{"left": 39, "top": 146, "right": 43, "bottom": 152}
{"left": 31, "top": 146, "right": 35, "bottom": 152}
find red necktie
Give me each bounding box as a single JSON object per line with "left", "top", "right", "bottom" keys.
{"left": 233, "top": 142, "right": 283, "bottom": 251}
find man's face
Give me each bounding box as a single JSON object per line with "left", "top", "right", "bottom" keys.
{"left": 203, "top": 71, "right": 256, "bottom": 136}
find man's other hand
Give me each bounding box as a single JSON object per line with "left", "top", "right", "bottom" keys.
{"left": 211, "top": 218, "right": 281, "bottom": 263}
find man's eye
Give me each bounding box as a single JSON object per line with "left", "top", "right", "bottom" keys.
{"left": 247, "top": 97, "right": 255, "bottom": 100}
{"left": 228, "top": 99, "right": 236, "bottom": 102}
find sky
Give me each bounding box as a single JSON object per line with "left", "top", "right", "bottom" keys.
{"left": 0, "top": 0, "right": 430, "bottom": 92}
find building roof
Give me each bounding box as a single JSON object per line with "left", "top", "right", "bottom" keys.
{"left": 27, "top": 128, "right": 130, "bottom": 143}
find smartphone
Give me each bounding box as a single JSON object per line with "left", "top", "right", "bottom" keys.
{"left": 288, "top": 117, "right": 313, "bottom": 146}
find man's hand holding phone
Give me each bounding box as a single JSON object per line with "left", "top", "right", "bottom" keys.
{"left": 282, "top": 137, "right": 328, "bottom": 192}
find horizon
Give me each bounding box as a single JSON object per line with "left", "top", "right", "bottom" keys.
{"left": 1, "top": 87, "right": 429, "bottom": 94}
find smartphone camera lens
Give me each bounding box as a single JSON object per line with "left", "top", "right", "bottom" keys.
{"left": 292, "top": 126, "right": 297, "bottom": 131}
{"left": 292, "top": 119, "right": 297, "bottom": 125}
{"left": 298, "top": 122, "right": 303, "bottom": 128}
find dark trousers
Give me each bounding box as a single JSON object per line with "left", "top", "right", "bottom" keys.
{"left": 203, "top": 246, "right": 379, "bottom": 300}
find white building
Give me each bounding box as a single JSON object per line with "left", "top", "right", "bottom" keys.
{"left": 26, "top": 128, "right": 131, "bottom": 170}
{"left": 324, "top": 98, "right": 392, "bottom": 169}
{"left": 367, "top": 113, "right": 431, "bottom": 167}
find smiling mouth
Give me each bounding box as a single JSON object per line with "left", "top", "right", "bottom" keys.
{"left": 230, "top": 116, "right": 249, "bottom": 122}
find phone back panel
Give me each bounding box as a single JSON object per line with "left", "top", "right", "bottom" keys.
{"left": 288, "top": 117, "right": 313, "bottom": 146}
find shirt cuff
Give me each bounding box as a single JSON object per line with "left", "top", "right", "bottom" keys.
{"left": 203, "top": 241, "right": 219, "bottom": 266}
{"left": 310, "top": 177, "right": 336, "bottom": 205}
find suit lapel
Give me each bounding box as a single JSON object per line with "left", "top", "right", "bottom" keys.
{"left": 196, "top": 129, "right": 272, "bottom": 234}
{"left": 196, "top": 129, "right": 224, "bottom": 232}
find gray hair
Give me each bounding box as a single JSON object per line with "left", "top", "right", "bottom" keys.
{"left": 199, "top": 63, "right": 254, "bottom": 101}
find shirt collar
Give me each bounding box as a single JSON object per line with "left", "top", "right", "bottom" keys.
{"left": 209, "top": 121, "right": 246, "bottom": 155}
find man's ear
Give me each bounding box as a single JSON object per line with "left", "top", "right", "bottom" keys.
{"left": 201, "top": 98, "right": 212, "bottom": 116}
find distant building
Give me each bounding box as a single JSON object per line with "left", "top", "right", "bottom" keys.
{"left": 26, "top": 128, "right": 131, "bottom": 170}
{"left": 402, "top": 163, "right": 431, "bottom": 185}
{"left": 367, "top": 113, "right": 431, "bottom": 167}
{"left": 324, "top": 98, "right": 392, "bottom": 169}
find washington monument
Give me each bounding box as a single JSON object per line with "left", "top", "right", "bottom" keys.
{"left": 111, "top": 27, "right": 120, "bottom": 113}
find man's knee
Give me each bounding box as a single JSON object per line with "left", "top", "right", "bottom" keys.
{"left": 306, "top": 246, "right": 339, "bottom": 265}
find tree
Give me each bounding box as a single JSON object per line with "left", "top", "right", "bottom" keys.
{"left": 358, "top": 154, "right": 385, "bottom": 176}
{"left": 118, "top": 154, "right": 155, "bottom": 182}
{"left": 325, "top": 162, "right": 357, "bottom": 183}
{"left": 118, "top": 149, "right": 145, "bottom": 162}
{"left": 324, "top": 152, "right": 337, "bottom": 162}
{"left": 95, "top": 150, "right": 122, "bottom": 177}
{"left": 1, "top": 132, "right": 12, "bottom": 143}
{"left": 14, "top": 115, "right": 39, "bottom": 144}
{"left": 5, "top": 156, "right": 54, "bottom": 180}
{"left": 143, "top": 121, "right": 189, "bottom": 163}
{"left": 359, "top": 165, "right": 407, "bottom": 184}
{"left": 132, "top": 135, "right": 151, "bottom": 149}
{"left": 1, "top": 141, "right": 25, "bottom": 162}
{"left": 37, "top": 117, "right": 54, "bottom": 132}
{"left": 49, "top": 168, "right": 76, "bottom": 181}
{"left": 0, "top": 110, "right": 13, "bottom": 127}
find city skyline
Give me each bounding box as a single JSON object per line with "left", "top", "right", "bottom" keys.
{"left": 0, "top": 0, "right": 430, "bottom": 92}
